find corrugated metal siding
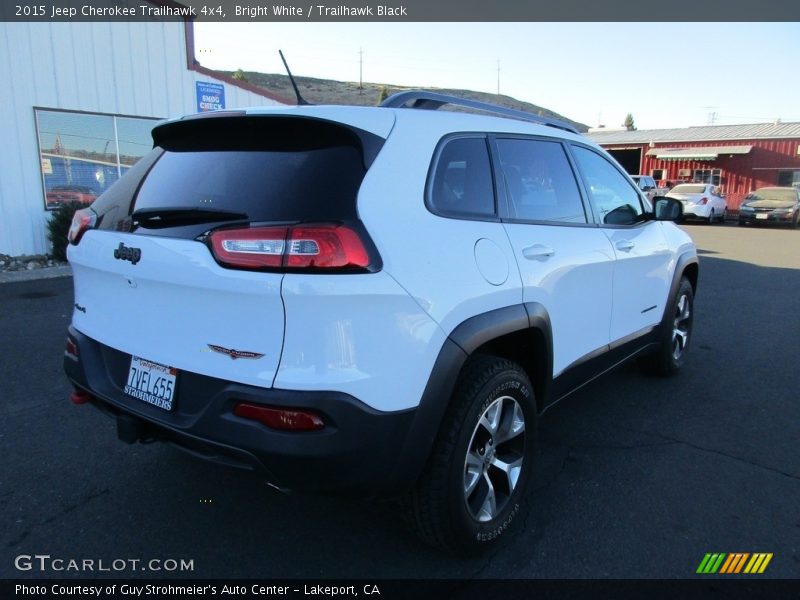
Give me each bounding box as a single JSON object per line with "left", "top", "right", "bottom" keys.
{"left": 639, "top": 139, "right": 800, "bottom": 209}
{"left": 0, "top": 22, "right": 285, "bottom": 256}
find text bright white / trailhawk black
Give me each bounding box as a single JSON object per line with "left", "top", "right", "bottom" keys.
{"left": 64, "top": 91, "right": 698, "bottom": 554}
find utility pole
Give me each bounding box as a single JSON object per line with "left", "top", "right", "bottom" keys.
{"left": 496, "top": 59, "right": 501, "bottom": 96}
{"left": 701, "top": 106, "right": 718, "bottom": 125}
{"left": 358, "top": 48, "right": 364, "bottom": 94}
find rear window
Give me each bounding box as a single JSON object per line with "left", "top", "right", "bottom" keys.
{"left": 134, "top": 145, "right": 364, "bottom": 223}
{"left": 670, "top": 184, "right": 706, "bottom": 194}
{"left": 91, "top": 116, "right": 381, "bottom": 235}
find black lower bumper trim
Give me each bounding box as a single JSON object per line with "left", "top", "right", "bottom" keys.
{"left": 64, "top": 326, "right": 417, "bottom": 494}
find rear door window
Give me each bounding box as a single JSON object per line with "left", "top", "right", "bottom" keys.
{"left": 495, "top": 138, "right": 587, "bottom": 224}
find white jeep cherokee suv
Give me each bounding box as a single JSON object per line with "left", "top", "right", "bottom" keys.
{"left": 64, "top": 92, "right": 697, "bottom": 554}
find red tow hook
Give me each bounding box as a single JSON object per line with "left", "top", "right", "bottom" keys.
{"left": 69, "top": 389, "right": 93, "bottom": 405}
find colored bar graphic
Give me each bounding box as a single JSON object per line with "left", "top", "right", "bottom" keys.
{"left": 759, "top": 554, "right": 773, "bottom": 573}
{"left": 700, "top": 552, "right": 773, "bottom": 575}
{"left": 719, "top": 554, "right": 735, "bottom": 574}
{"left": 733, "top": 553, "right": 749, "bottom": 573}
{"left": 697, "top": 554, "right": 713, "bottom": 573}
{"left": 720, "top": 553, "right": 749, "bottom": 574}
{"left": 697, "top": 553, "right": 727, "bottom": 574}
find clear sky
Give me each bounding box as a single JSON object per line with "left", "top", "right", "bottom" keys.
{"left": 194, "top": 22, "right": 800, "bottom": 130}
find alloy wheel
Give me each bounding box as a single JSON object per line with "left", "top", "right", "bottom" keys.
{"left": 672, "top": 293, "right": 692, "bottom": 360}
{"left": 463, "top": 395, "right": 526, "bottom": 522}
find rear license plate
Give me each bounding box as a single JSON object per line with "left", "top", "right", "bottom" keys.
{"left": 124, "top": 356, "right": 177, "bottom": 411}
{"left": 755, "top": 213, "right": 768, "bottom": 220}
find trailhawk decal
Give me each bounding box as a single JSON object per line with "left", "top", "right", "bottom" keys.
{"left": 207, "top": 344, "right": 265, "bottom": 360}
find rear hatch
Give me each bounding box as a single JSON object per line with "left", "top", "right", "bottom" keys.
{"left": 68, "top": 113, "right": 387, "bottom": 390}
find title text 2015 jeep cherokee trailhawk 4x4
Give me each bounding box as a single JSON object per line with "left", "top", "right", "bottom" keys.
{"left": 64, "top": 92, "right": 697, "bottom": 554}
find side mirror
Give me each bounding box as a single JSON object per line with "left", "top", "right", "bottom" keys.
{"left": 653, "top": 196, "right": 683, "bottom": 222}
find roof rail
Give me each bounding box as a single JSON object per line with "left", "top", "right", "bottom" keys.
{"left": 381, "top": 90, "right": 579, "bottom": 134}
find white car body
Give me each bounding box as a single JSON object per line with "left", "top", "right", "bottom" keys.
{"left": 666, "top": 183, "right": 727, "bottom": 222}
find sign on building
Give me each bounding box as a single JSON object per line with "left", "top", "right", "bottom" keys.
{"left": 196, "top": 81, "right": 225, "bottom": 112}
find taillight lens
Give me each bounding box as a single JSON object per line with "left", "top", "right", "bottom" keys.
{"left": 67, "top": 208, "right": 97, "bottom": 245}
{"left": 699, "top": 197, "right": 708, "bottom": 205}
{"left": 208, "top": 224, "right": 373, "bottom": 272}
{"left": 234, "top": 402, "right": 325, "bottom": 431}
{"left": 209, "top": 226, "right": 288, "bottom": 269}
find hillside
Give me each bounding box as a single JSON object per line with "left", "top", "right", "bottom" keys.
{"left": 222, "top": 71, "right": 588, "bottom": 132}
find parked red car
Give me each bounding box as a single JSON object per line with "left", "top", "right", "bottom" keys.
{"left": 46, "top": 185, "right": 97, "bottom": 209}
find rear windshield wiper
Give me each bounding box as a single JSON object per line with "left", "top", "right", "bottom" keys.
{"left": 132, "top": 207, "right": 249, "bottom": 228}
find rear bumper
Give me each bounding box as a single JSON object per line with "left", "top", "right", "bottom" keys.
{"left": 681, "top": 205, "right": 712, "bottom": 219}
{"left": 64, "top": 326, "right": 418, "bottom": 495}
{"left": 738, "top": 212, "right": 796, "bottom": 225}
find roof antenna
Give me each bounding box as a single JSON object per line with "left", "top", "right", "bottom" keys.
{"left": 278, "top": 50, "right": 310, "bottom": 105}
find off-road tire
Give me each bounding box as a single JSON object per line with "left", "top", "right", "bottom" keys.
{"left": 639, "top": 277, "right": 694, "bottom": 377}
{"left": 404, "top": 355, "right": 537, "bottom": 555}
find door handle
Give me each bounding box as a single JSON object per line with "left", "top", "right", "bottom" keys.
{"left": 615, "top": 240, "right": 635, "bottom": 252}
{"left": 522, "top": 244, "right": 555, "bottom": 260}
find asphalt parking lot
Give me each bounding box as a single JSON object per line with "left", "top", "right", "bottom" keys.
{"left": 1, "top": 222, "right": 798, "bottom": 580}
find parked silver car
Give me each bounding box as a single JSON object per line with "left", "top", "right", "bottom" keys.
{"left": 631, "top": 175, "right": 659, "bottom": 201}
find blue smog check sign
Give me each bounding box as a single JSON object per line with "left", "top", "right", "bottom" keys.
{"left": 196, "top": 81, "right": 225, "bottom": 112}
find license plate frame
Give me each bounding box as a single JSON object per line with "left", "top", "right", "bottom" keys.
{"left": 124, "top": 356, "right": 178, "bottom": 411}
{"left": 755, "top": 213, "right": 768, "bottom": 220}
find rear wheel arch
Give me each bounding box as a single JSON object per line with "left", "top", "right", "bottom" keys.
{"left": 389, "top": 304, "right": 554, "bottom": 492}
{"left": 448, "top": 302, "right": 553, "bottom": 414}
{"left": 468, "top": 327, "right": 550, "bottom": 414}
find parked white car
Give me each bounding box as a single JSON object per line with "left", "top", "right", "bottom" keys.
{"left": 63, "top": 91, "right": 698, "bottom": 554}
{"left": 666, "top": 183, "right": 727, "bottom": 223}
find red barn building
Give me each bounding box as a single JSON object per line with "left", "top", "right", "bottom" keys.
{"left": 588, "top": 122, "right": 800, "bottom": 210}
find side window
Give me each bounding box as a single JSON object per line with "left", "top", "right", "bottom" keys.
{"left": 429, "top": 137, "right": 495, "bottom": 219}
{"left": 572, "top": 146, "right": 645, "bottom": 226}
{"left": 495, "top": 138, "right": 587, "bottom": 224}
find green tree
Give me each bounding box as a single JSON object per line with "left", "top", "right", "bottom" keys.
{"left": 623, "top": 113, "right": 636, "bottom": 130}
{"left": 232, "top": 69, "right": 248, "bottom": 82}
{"left": 47, "top": 202, "right": 83, "bottom": 261}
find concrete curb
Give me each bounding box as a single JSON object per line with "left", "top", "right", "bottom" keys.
{"left": 0, "top": 265, "right": 72, "bottom": 284}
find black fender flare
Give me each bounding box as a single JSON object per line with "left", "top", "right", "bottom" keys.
{"left": 386, "top": 303, "right": 552, "bottom": 492}
{"left": 661, "top": 252, "right": 699, "bottom": 326}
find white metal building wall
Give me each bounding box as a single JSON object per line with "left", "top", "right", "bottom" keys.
{"left": 0, "top": 21, "right": 285, "bottom": 256}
